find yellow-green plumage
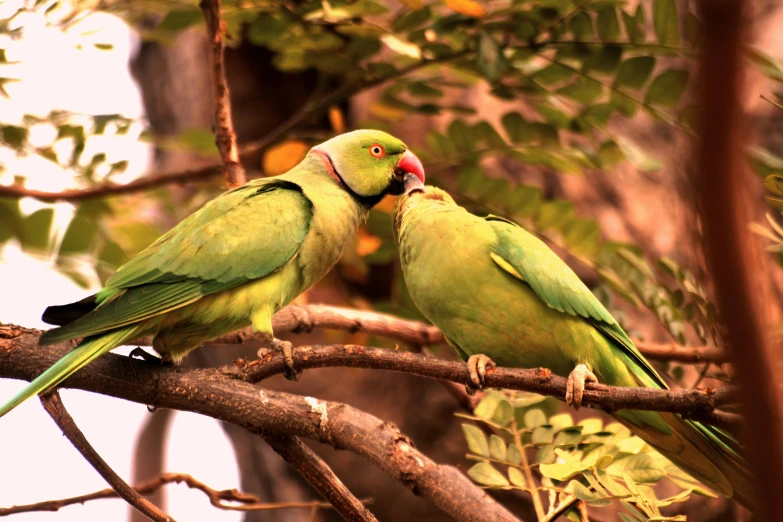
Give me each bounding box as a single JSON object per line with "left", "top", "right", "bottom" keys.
{"left": 0, "top": 129, "right": 421, "bottom": 418}
{"left": 393, "top": 186, "right": 754, "bottom": 508}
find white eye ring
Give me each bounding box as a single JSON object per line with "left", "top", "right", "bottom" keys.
{"left": 369, "top": 144, "right": 386, "bottom": 158}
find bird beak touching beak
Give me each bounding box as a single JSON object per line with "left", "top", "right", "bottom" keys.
{"left": 391, "top": 150, "right": 425, "bottom": 195}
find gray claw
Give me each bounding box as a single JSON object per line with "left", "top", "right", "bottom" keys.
{"left": 465, "top": 354, "right": 495, "bottom": 395}
{"left": 565, "top": 364, "right": 598, "bottom": 410}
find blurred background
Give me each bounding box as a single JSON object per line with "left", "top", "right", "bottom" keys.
{"left": 2, "top": 0, "right": 783, "bottom": 520}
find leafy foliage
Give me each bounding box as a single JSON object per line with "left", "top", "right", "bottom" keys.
{"left": 2, "top": 0, "right": 782, "bottom": 368}
{"left": 460, "top": 390, "right": 713, "bottom": 521}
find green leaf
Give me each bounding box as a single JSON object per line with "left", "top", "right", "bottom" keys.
{"left": 617, "top": 137, "right": 662, "bottom": 172}
{"left": 408, "top": 81, "right": 444, "bottom": 98}
{"left": 507, "top": 444, "right": 522, "bottom": 465}
{"left": 467, "top": 462, "right": 510, "bottom": 488}
{"left": 0, "top": 199, "right": 23, "bottom": 243}
{"left": 554, "top": 428, "right": 583, "bottom": 448}
{"left": 489, "top": 435, "right": 507, "bottom": 460}
{"left": 247, "top": 12, "right": 293, "bottom": 46}
{"left": 583, "top": 46, "right": 622, "bottom": 74}
{"left": 474, "top": 393, "right": 501, "bottom": 420}
{"left": 158, "top": 8, "right": 203, "bottom": 32}
{"left": 597, "top": 140, "right": 625, "bottom": 167}
{"left": 578, "top": 418, "right": 603, "bottom": 435}
{"left": 568, "top": 480, "right": 599, "bottom": 501}
{"left": 621, "top": 8, "right": 644, "bottom": 44}
{"left": 532, "top": 63, "right": 574, "bottom": 85}
{"left": 607, "top": 454, "right": 665, "bottom": 483}
{"left": 645, "top": 70, "right": 689, "bottom": 107}
{"left": 462, "top": 424, "right": 490, "bottom": 457}
{"left": 22, "top": 208, "right": 55, "bottom": 252}
{"left": 59, "top": 214, "right": 97, "bottom": 254}
{"left": 523, "top": 409, "right": 546, "bottom": 429}
{"left": 569, "top": 12, "right": 594, "bottom": 39}
{"left": 477, "top": 31, "right": 506, "bottom": 81}
{"left": 532, "top": 426, "right": 555, "bottom": 446}
{"left": 653, "top": 0, "right": 680, "bottom": 46}
{"left": 1, "top": 125, "right": 28, "bottom": 150}
{"left": 557, "top": 77, "right": 603, "bottom": 104}
{"left": 508, "top": 467, "right": 526, "bottom": 488}
{"left": 766, "top": 174, "right": 783, "bottom": 196}
{"left": 492, "top": 399, "right": 514, "bottom": 426}
{"left": 614, "top": 57, "right": 655, "bottom": 90}
{"left": 393, "top": 7, "right": 431, "bottom": 32}
{"left": 597, "top": 8, "right": 621, "bottom": 41}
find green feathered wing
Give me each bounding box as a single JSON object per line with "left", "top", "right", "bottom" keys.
{"left": 0, "top": 179, "right": 312, "bottom": 418}
{"left": 40, "top": 179, "right": 312, "bottom": 345}
{"left": 486, "top": 216, "right": 754, "bottom": 507}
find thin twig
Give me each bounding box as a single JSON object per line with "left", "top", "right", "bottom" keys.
{"left": 512, "top": 418, "right": 545, "bottom": 520}
{"left": 542, "top": 494, "right": 579, "bottom": 522}
{"left": 38, "top": 392, "right": 175, "bottom": 522}
{"left": 199, "top": 0, "right": 246, "bottom": 187}
{"left": 263, "top": 436, "right": 378, "bottom": 522}
{"left": 0, "top": 471, "right": 359, "bottom": 516}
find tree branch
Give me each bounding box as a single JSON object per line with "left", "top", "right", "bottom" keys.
{"left": 0, "top": 471, "right": 357, "bottom": 516}
{"left": 0, "top": 326, "right": 521, "bottom": 522}
{"left": 0, "top": 165, "right": 223, "bottom": 202}
{"left": 130, "top": 304, "right": 728, "bottom": 365}
{"left": 263, "top": 436, "right": 378, "bottom": 522}
{"left": 38, "top": 392, "right": 175, "bottom": 522}
{"left": 199, "top": 0, "right": 245, "bottom": 188}
{"left": 235, "top": 343, "right": 741, "bottom": 430}
{"left": 696, "top": 0, "right": 782, "bottom": 515}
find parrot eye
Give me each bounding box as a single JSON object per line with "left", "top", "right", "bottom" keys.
{"left": 369, "top": 144, "right": 386, "bottom": 159}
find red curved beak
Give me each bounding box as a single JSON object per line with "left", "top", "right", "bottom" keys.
{"left": 396, "top": 150, "right": 425, "bottom": 184}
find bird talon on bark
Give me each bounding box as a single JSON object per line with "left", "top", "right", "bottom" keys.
{"left": 565, "top": 364, "right": 597, "bottom": 410}
{"left": 276, "top": 339, "right": 301, "bottom": 381}
{"left": 465, "top": 354, "right": 495, "bottom": 395}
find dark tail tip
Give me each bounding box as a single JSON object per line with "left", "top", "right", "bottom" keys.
{"left": 42, "top": 295, "right": 98, "bottom": 326}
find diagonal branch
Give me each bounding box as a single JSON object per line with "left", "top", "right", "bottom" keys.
{"left": 38, "top": 392, "right": 175, "bottom": 522}
{"left": 199, "top": 0, "right": 246, "bottom": 187}
{"left": 263, "top": 436, "right": 378, "bottom": 522}
{"left": 0, "top": 326, "right": 521, "bottom": 522}
{"left": 0, "top": 471, "right": 357, "bottom": 516}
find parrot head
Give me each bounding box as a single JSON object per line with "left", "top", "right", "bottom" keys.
{"left": 311, "top": 129, "right": 425, "bottom": 206}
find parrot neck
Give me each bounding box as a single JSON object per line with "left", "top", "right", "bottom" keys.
{"left": 310, "top": 150, "right": 385, "bottom": 209}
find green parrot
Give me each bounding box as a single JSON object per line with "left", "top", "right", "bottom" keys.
{"left": 0, "top": 129, "right": 425, "bottom": 418}
{"left": 392, "top": 177, "right": 753, "bottom": 508}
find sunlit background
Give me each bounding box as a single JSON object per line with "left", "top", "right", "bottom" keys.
{"left": 0, "top": 2, "right": 240, "bottom": 520}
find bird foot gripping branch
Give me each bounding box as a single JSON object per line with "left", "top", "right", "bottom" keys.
{"left": 565, "top": 364, "right": 598, "bottom": 411}
{"left": 256, "top": 334, "right": 301, "bottom": 381}
{"left": 465, "top": 354, "right": 496, "bottom": 396}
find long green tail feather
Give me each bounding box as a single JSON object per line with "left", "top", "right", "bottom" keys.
{"left": 0, "top": 325, "right": 141, "bottom": 418}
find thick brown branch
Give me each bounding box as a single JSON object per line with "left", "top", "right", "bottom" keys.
{"left": 0, "top": 472, "right": 348, "bottom": 516}
{"left": 0, "top": 326, "right": 520, "bottom": 522}
{"left": 263, "top": 436, "right": 378, "bottom": 522}
{"left": 199, "top": 0, "right": 245, "bottom": 187}
{"left": 696, "top": 0, "right": 783, "bottom": 515}
{"left": 39, "top": 392, "right": 175, "bottom": 522}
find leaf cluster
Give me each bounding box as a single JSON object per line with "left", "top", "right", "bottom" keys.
{"left": 460, "top": 390, "right": 714, "bottom": 521}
